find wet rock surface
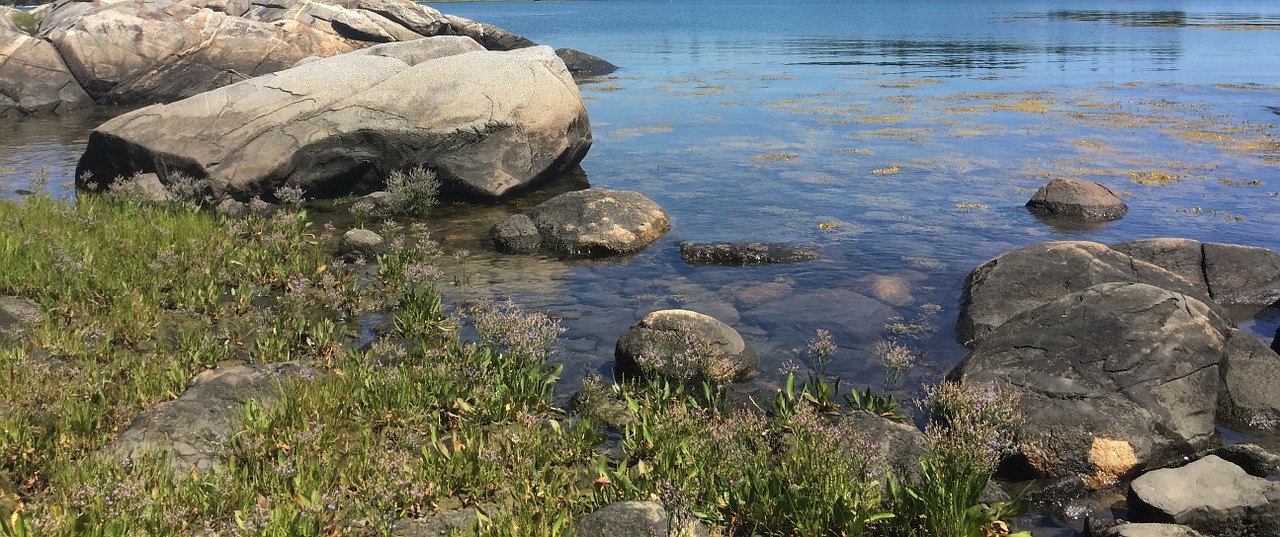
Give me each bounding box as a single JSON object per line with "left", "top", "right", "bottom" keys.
{"left": 679, "top": 241, "right": 819, "bottom": 266}
{"left": 494, "top": 189, "right": 669, "bottom": 258}
{"left": 1026, "top": 177, "right": 1128, "bottom": 221}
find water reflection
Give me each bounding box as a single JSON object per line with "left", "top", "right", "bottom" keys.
{"left": 1029, "top": 10, "right": 1280, "bottom": 30}
{"left": 783, "top": 38, "right": 1181, "bottom": 70}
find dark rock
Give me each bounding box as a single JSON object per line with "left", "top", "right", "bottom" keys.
{"left": 490, "top": 214, "right": 541, "bottom": 253}
{"left": 554, "top": 48, "right": 618, "bottom": 77}
{"left": 521, "top": 189, "right": 669, "bottom": 257}
{"left": 111, "top": 362, "right": 311, "bottom": 471}
{"left": 76, "top": 45, "right": 591, "bottom": 201}
{"left": 615, "top": 309, "right": 757, "bottom": 384}
{"left": 0, "top": 13, "right": 93, "bottom": 116}
{"left": 957, "top": 241, "right": 1212, "bottom": 346}
{"left": 1203, "top": 242, "right": 1280, "bottom": 306}
{"left": 1208, "top": 443, "right": 1280, "bottom": 478}
{"left": 1218, "top": 329, "right": 1280, "bottom": 430}
{"left": 1026, "top": 177, "right": 1128, "bottom": 221}
{"left": 1092, "top": 523, "right": 1206, "bottom": 537}
{"left": 950, "top": 282, "right": 1227, "bottom": 486}
{"left": 1111, "top": 238, "right": 1210, "bottom": 297}
{"left": 1114, "top": 239, "right": 1280, "bottom": 308}
{"left": 575, "top": 501, "right": 708, "bottom": 537}
{"left": 1128, "top": 455, "right": 1280, "bottom": 535}
{"left": 339, "top": 229, "right": 386, "bottom": 261}
{"left": 679, "top": 241, "right": 818, "bottom": 266}
{"left": 440, "top": 13, "right": 536, "bottom": 51}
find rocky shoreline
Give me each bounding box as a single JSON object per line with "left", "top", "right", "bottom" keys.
{"left": 3, "top": 0, "right": 1280, "bottom": 534}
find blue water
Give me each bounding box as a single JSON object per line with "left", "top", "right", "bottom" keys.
{"left": 3, "top": 1, "right": 1280, "bottom": 464}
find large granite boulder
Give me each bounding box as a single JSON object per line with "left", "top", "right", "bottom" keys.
{"left": 493, "top": 189, "right": 668, "bottom": 257}
{"left": 41, "top": 0, "right": 356, "bottom": 105}
{"left": 76, "top": 43, "right": 591, "bottom": 201}
{"left": 0, "top": 11, "right": 93, "bottom": 116}
{"left": 1025, "top": 177, "right": 1128, "bottom": 221}
{"left": 1113, "top": 238, "right": 1280, "bottom": 307}
{"left": 615, "top": 309, "right": 758, "bottom": 384}
{"left": 956, "top": 241, "right": 1211, "bottom": 346}
{"left": 949, "top": 282, "right": 1227, "bottom": 485}
{"left": 1128, "top": 455, "right": 1280, "bottom": 535}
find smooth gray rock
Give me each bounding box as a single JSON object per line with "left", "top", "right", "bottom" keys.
{"left": 347, "top": 35, "right": 483, "bottom": 65}
{"left": 338, "top": 229, "right": 386, "bottom": 261}
{"left": 615, "top": 309, "right": 757, "bottom": 384}
{"left": 111, "top": 362, "right": 311, "bottom": 472}
{"left": 1129, "top": 455, "right": 1280, "bottom": 535}
{"left": 1219, "top": 329, "right": 1280, "bottom": 430}
{"left": 1093, "top": 523, "right": 1205, "bottom": 537}
{"left": 950, "top": 282, "right": 1227, "bottom": 484}
{"left": 0, "top": 15, "right": 93, "bottom": 115}
{"left": 1026, "top": 177, "right": 1128, "bottom": 221}
{"left": 76, "top": 46, "right": 591, "bottom": 201}
{"left": 522, "top": 189, "right": 668, "bottom": 257}
{"left": 391, "top": 507, "right": 478, "bottom": 536}
{"left": 42, "top": 0, "right": 355, "bottom": 104}
{"left": 1111, "top": 238, "right": 1210, "bottom": 297}
{"left": 957, "top": 241, "right": 1212, "bottom": 346}
{"left": 0, "top": 296, "right": 40, "bottom": 338}
{"left": 679, "top": 241, "right": 819, "bottom": 266}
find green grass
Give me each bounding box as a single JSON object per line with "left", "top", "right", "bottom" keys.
{"left": 0, "top": 190, "right": 1029, "bottom": 536}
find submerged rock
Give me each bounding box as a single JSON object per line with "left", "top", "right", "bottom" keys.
{"left": 679, "top": 241, "right": 818, "bottom": 266}
{"left": 493, "top": 189, "right": 668, "bottom": 258}
{"left": 1128, "top": 455, "right": 1280, "bottom": 535}
{"left": 76, "top": 43, "right": 591, "bottom": 201}
{"left": 1025, "top": 177, "right": 1128, "bottom": 221}
{"left": 950, "top": 282, "right": 1226, "bottom": 485}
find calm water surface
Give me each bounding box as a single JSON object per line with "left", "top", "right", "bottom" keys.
{"left": 4, "top": 0, "right": 1280, "bottom": 460}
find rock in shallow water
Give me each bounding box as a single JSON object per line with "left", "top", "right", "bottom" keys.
{"left": 1025, "top": 177, "right": 1128, "bottom": 221}
{"left": 492, "top": 189, "right": 668, "bottom": 258}
{"left": 679, "top": 241, "right": 819, "bottom": 266}
{"left": 614, "top": 309, "right": 757, "bottom": 384}
{"left": 76, "top": 42, "right": 591, "bottom": 202}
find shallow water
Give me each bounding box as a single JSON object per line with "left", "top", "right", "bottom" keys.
{"left": 4, "top": 0, "right": 1280, "bottom": 460}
